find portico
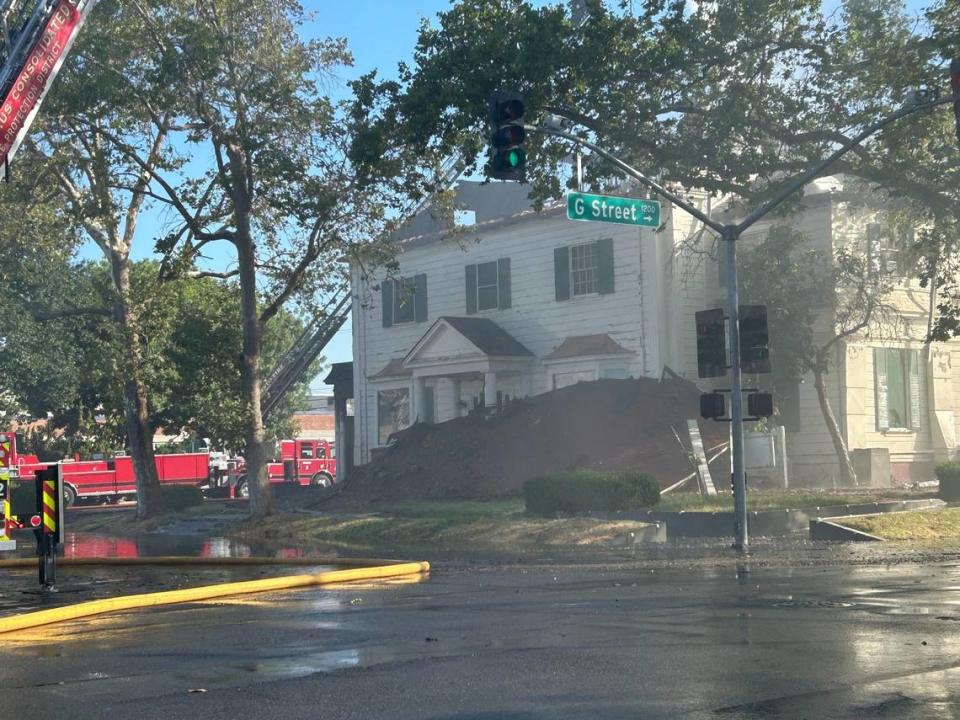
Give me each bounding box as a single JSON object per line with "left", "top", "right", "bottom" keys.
{"left": 403, "top": 316, "right": 534, "bottom": 422}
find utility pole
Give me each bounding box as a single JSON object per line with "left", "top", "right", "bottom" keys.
{"left": 530, "top": 88, "right": 958, "bottom": 554}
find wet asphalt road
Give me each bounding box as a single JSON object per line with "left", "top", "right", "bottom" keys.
{"left": 3, "top": 560, "right": 960, "bottom": 719}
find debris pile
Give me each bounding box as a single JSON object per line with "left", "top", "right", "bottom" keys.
{"left": 347, "top": 378, "right": 728, "bottom": 501}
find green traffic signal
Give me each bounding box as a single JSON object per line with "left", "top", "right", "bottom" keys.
{"left": 488, "top": 90, "right": 526, "bottom": 181}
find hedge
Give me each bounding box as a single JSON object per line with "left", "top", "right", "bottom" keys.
{"left": 936, "top": 461, "right": 960, "bottom": 501}
{"left": 523, "top": 469, "right": 660, "bottom": 516}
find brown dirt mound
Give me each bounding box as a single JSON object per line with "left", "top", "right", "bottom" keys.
{"left": 345, "top": 378, "right": 729, "bottom": 501}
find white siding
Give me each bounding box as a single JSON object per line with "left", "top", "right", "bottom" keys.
{"left": 352, "top": 211, "right": 655, "bottom": 463}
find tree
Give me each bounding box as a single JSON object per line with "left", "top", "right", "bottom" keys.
{"left": 739, "top": 225, "right": 897, "bottom": 486}
{"left": 12, "top": 0, "right": 195, "bottom": 518}
{"left": 84, "top": 0, "right": 435, "bottom": 518}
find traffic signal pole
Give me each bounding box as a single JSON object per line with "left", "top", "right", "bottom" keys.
{"left": 723, "top": 227, "right": 749, "bottom": 552}
{"left": 526, "top": 88, "right": 958, "bottom": 555}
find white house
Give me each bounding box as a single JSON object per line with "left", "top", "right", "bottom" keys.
{"left": 350, "top": 181, "right": 701, "bottom": 464}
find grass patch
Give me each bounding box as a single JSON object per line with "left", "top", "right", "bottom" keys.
{"left": 842, "top": 508, "right": 960, "bottom": 541}
{"left": 232, "top": 497, "right": 652, "bottom": 553}
{"left": 655, "top": 489, "right": 932, "bottom": 512}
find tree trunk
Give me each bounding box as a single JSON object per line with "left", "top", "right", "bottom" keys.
{"left": 110, "top": 255, "right": 164, "bottom": 519}
{"left": 235, "top": 230, "right": 271, "bottom": 519}
{"left": 812, "top": 367, "right": 857, "bottom": 487}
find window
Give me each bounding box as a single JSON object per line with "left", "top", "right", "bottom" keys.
{"left": 377, "top": 388, "right": 410, "bottom": 445}
{"left": 316, "top": 445, "right": 326, "bottom": 459}
{"left": 382, "top": 274, "right": 428, "bottom": 327}
{"left": 299, "top": 444, "right": 314, "bottom": 460}
{"left": 554, "top": 238, "right": 614, "bottom": 301}
{"left": 600, "top": 368, "right": 628, "bottom": 380}
{"left": 465, "top": 259, "right": 511, "bottom": 314}
{"left": 570, "top": 242, "right": 599, "bottom": 296}
{"left": 867, "top": 223, "right": 914, "bottom": 277}
{"left": 393, "top": 276, "right": 416, "bottom": 324}
{"left": 553, "top": 370, "right": 596, "bottom": 389}
{"left": 874, "top": 348, "right": 921, "bottom": 431}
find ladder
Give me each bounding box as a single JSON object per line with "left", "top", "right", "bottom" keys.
{"left": 260, "top": 291, "right": 352, "bottom": 422}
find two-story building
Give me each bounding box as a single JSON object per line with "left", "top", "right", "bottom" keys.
{"left": 349, "top": 178, "right": 960, "bottom": 486}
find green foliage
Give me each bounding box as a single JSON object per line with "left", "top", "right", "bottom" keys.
{"left": 935, "top": 461, "right": 960, "bottom": 483}
{"left": 159, "top": 484, "right": 205, "bottom": 512}
{"left": 523, "top": 470, "right": 660, "bottom": 516}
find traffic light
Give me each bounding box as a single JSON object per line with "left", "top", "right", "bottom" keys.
{"left": 695, "top": 308, "right": 727, "bottom": 378}
{"left": 739, "top": 305, "right": 771, "bottom": 374}
{"left": 747, "top": 392, "right": 774, "bottom": 418}
{"left": 951, "top": 58, "right": 960, "bottom": 144}
{"left": 700, "top": 392, "right": 725, "bottom": 421}
{"left": 488, "top": 91, "right": 526, "bottom": 181}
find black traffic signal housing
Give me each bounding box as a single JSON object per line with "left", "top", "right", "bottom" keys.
{"left": 488, "top": 91, "right": 526, "bottom": 181}
{"left": 700, "top": 391, "right": 726, "bottom": 421}
{"left": 747, "top": 392, "right": 774, "bottom": 418}
{"left": 695, "top": 308, "right": 727, "bottom": 378}
{"left": 739, "top": 305, "right": 771, "bottom": 374}
{"left": 951, "top": 58, "right": 960, "bottom": 144}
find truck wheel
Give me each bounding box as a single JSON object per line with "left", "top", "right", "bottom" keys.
{"left": 236, "top": 476, "right": 249, "bottom": 498}
{"left": 311, "top": 472, "right": 333, "bottom": 488}
{"left": 63, "top": 485, "right": 77, "bottom": 508}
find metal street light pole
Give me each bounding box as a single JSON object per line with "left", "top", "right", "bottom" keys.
{"left": 527, "top": 91, "right": 957, "bottom": 555}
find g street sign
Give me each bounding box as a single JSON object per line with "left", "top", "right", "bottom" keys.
{"left": 567, "top": 191, "right": 660, "bottom": 228}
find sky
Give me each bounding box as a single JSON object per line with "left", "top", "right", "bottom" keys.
{"left": 75, "top": 0, "right": 937, "bottom": 396}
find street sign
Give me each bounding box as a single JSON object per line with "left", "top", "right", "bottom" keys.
{"left": 566, "top": 191, "right": 661, "bottom": 228}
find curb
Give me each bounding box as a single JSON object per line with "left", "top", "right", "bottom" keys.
{"left": 0, "top": 560, "right": 430, "bottom": 635}
{"left": 809, "top": 519, "right": 884, "bottom": 542}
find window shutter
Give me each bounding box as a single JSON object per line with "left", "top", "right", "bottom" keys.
{"left": 414, "top": 273, "right": 428, "bottom": 323}
{"left": 554, "top": 247, "right": 570, "bottom": 301}
{"left": 465, "top": 264, "right": 478, "bottom": 315}
{"left": 597, "top": 237, "right": 615, "bottom": 295}
{"left": 381, "top": 279, "right": 394, "bottom": 328}
{"left": 497, "top": 258, "right": 511, "bottom": 309}
{"left": 874, "top": 348, "right": 889, "bottom": 430}
{"left": 909, "top": 350, "right": 922, "bottom": 431}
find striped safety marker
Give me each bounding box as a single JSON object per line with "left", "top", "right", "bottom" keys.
{"left": 0, "top": 468, "right": 9, "bottom": 543}
{"left": 42, "top": 479, "right": 56, "bottom": 536}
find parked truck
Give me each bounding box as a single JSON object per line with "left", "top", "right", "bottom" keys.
{"left": 233, "top": 439, "right": 337, "bottom": 498}
{"left": 6, "top": 433, "right": 231, "bottom": 506}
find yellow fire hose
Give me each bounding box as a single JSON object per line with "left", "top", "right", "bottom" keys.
{"left": 0, "top": 558, "right": 430, "bottom": 634}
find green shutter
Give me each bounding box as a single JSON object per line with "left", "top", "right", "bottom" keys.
{"left": 414, "top": 273, "right": 428, "bottom": 323}
{"left": 874, "top": 348, "right": 888, "bottom": 430}
{"left": 597, "top": 237, "right": 615, "bottom": 295}
{"left": 909, "top": 350, "right": 922, "bottom": 431}
{"left": 554, "top": 247, "right": 570, "bottom": 301}
{"left": 497, "top": 258, "right": 511, "bottom": 309}
{"left": 465, "top": 264, "right": 477, "bottom": 315}
{"left": 381, "top": 279, "right": 394, "bottom": 328}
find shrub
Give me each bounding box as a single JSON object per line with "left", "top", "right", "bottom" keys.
{"left": 936, "top": 461, "right": 960, "bottom": 501}
{"left": 160, "top": 484, "right": 205, "bottom": 512}
{"left": 523, "top": 470, "right": 660, "bottom": 516}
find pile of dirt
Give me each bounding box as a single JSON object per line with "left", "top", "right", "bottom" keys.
{"left": 345, "top": 377, "right": 729, "bottom": 502}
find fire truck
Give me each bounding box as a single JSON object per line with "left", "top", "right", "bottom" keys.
{"left": 6, "top": 433, "right": 229, "bottom": 506}
{"left": 233, "top": 439, "right": 337, "bottom": 498}
{"left": 6, "top": 434, "right": 336, "bottom": 505}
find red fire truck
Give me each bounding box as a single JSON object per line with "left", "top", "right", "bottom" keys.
{"left": 6, "top": 434, "right": 225, "bottom": 507}
{"left": 233, "top": 439, "right": 337, "bottom": 498}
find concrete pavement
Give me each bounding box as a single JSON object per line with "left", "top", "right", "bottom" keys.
{"left": 2, "top": 559, "right": 960, "bottom": 718}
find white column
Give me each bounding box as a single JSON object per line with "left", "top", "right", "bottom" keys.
{"left": 484, "top": 371, "right": 497, "bottom": 408}
{"left": 413, "top": 377, "right": 427, "bottom": 423}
